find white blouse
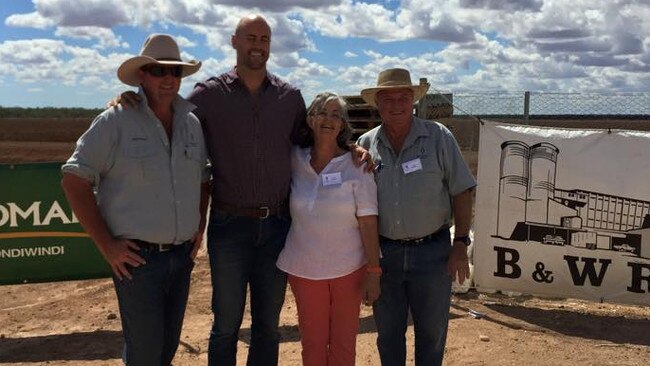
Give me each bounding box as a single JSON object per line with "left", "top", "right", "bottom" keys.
{"left": 276, "top": 147, "right": 378, "bottom": 280}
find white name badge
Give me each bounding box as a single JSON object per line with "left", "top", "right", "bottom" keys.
{"left": 402, "top": 158, "right": 423, "bottom": 175}
{"left": 322, "top": 172, "right": 342, "bottom": 186}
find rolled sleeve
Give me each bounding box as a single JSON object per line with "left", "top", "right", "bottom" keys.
{"left": 441, "top": 126, "right": 476, "bottom": 196}
{"left": 61, "top": 113, "right": 116, "bottom": 186}
{"left": 354, "top": 170, "right": 379, "bottom": 217}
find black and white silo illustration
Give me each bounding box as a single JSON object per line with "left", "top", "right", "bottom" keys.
{"left": 496, "top": 141, "right": 529, "bottom": 238}
{"left": 526, "top": 143, "right": 559, "bottom": 225}
{"left": 492, "top": 140, "right": 648, "bottom": 259}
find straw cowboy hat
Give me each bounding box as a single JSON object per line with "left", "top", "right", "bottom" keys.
{"left": 360, "top": 68, "right": 429, "bottom": 108}
{"left": 117, "top": 33, "right": 201, "bottom": 87}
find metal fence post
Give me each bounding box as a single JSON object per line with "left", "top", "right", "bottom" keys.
{"left": 417, "top": 78, "right": 429, "bottom": 118}
{"left": 524, "top": 91, "right": 530, "bottom": 124}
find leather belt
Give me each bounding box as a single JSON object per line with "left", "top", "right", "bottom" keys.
{"left": 214, "top": 201, "right": 287, "bottom": 219}
{"left": 132, "top": 239, "right": 191, "bottom": 252}
{"left": 380, "top": 225, "right": 449, "bottom": 245}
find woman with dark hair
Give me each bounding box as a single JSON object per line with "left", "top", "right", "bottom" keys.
{"left": 277, "top": 92, "right": 381, "bottom": 365}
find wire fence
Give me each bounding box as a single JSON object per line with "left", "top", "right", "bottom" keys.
{"left": 410, "top": 90, "right": 650, "bottom": 151}
{"left": 447, "top": 91, "right": 650, "bottom": 118}
{"left": 345, "top": 90, "right": 650, "bottom": 145}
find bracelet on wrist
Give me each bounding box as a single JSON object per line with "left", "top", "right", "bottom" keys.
{"left": 366, "top": 265, "right": 382, "bottom": 274}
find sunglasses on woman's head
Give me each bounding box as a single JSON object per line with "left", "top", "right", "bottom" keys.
{"left": 143, "top": 65, "right": 183, "bottom": 78}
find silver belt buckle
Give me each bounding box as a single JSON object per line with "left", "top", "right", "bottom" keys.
{"left": 259, "top": 206, "right": 270, "bottom": 219}
{"left": 412, "top": 237, "right": 426, "bottom": 244}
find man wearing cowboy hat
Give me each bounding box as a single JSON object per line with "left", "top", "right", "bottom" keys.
{"left": 112, "top": 15, "right": 370, "bottom": 365}
{"left": 357, "top": 68, "right": 476, "bottom": 365}
{"left": 61, "top": 33, "right": 210, "bottom": 365}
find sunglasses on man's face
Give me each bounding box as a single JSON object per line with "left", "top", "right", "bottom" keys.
{"left": 143, "top": 65, "right": 183, "bottom": 78}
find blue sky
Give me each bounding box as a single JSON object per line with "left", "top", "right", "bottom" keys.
{"left": 1, "top": 0, "right": 649, "bottom": 108}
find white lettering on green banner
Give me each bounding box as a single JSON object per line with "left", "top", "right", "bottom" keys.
{"left": 0, "top": 163, "right": 111, "bottom": 285}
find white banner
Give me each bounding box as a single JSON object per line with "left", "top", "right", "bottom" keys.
{"left": 474, "top": 122, "right": 650, "bottom": 306}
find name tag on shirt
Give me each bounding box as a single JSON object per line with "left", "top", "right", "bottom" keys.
{"left": 402, "top": 158, "right": 423, "bottom": 175}
{"left": 322, "top": 172, "right": 342, "bottom": 186}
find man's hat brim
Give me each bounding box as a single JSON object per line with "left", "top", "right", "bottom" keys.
{"left": 360, "top": 84, "right": 429, "bottom": 108}
{"left": 117, "top": 56, "right": 201, "bottom": 87}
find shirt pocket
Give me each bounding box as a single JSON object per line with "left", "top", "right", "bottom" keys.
{"left": 403, "top": 154, "right": 445, "bottom": 200}
{"left": 372, "top": 157, "right": 387, "bottom": 184}
{"left": 183, "top": 143, "right": 203, "bottom": 181}
{"left": 126, "top": 139, "right": 165, "bottom": 184}
{"left": 184, "top": 143, "right": 202, "bottom": 163}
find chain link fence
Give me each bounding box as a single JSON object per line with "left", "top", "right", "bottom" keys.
{"left": 449, "top": 91, "right": 650, "bottom": 117}
{"left": 346, "top": 91, "right": 650, "bottom": 152}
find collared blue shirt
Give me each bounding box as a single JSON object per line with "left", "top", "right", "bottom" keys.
{"left": 357, "top": 116, "right": 476, "bottom": 240}
{"left": 62, "top": 90, "right": 210, "bottom": 244}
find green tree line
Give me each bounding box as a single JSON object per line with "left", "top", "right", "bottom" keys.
{"left": 0, "top": 106, "right": 103, "bottom": 118}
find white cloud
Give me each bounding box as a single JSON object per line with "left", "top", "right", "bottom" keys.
{"left": 459, "top": 0, "right": 543, "bottom": 12}
{"left": 333, "top": 50, "right": 456, "bottom": 97}
{"left": 5, "top": 12, "right": 55, "bottom": 29}
{"left": 0, "top": 39, "right": 66, "bottom": 66}
{"left": 300, "top": 1, "right": 404, "bottom": 40}
{"left": 33, "top": 0, "right": 131, "bottom": 27}
{"left": 79, "top": 75, "right": 107, "bottom": 87}
{"left": 2, "top": 0, "right": 650, "bottom": 107}
{"left": 174, "top": 35, "right": 196, "bottom": 48}
{"left": 55, "top": 26, "right": 128, "bottom": 49}
{"left": 271, "top": 16, "right": 316, "bottom": 53}
{"left": 208, "top": 0, "right": 343, "bottom": 12}
{"left": 398, "top": 8, "right": 476, "bottom": 43}
{"left": 182, "top": 56, "right": 232, "bottom": 89}
{"left": 388, "top": 0, "right": 650, "bottom": 92}
{"left": 0, "top": 38, "right": 131, "bottom": 88}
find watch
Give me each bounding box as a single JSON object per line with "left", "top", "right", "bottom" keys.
{"left": 454, "top": 235, "right": 471, "bottom": 246}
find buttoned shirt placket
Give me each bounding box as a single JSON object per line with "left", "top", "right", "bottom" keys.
{"left": 377, "top": 127, "right": 415, "bottom": 236}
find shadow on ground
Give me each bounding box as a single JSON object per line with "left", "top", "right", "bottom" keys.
{"left": 0, "top": 330, "right": 122, "bottom": 362}
{"left": 483, "top": 303, "right": 650, "bottom": 346}
{"left": 451, "top": 291, "right": 650, "bottom": 347}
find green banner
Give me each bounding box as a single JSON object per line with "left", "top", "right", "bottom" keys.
{"left": 0, "top": 163, "right": 111, "bottom": 285}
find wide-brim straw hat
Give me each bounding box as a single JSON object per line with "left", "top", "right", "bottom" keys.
{"left": 360, "top": 68, "right": 429, "bottom": 107}
{"left": 117, "top": 33, "right": 202, "bottom": 87}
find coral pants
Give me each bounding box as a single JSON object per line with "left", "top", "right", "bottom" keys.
{"left": 288, "top": 266, "right": 366, "bottom": 366}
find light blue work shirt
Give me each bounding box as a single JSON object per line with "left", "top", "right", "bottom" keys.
{"left": 357, "top": 116, "right": 476, "bottom": 240}
{"left": 62, "top": 90, "right": 210, "bottom": 244}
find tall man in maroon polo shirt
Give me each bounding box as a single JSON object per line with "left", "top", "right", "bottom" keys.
{"left": 187, "top": 15, "right": 306, "bottom": 365}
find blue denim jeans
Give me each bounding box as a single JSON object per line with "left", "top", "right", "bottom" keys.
{"left": 207, "top": 209, "right": 290, "bottom": 366}
{"left": 373, "top": 229, "right": 452, "bottom": 366}
{"left": 112, "top": 241, "right": 194, "bottom": 366}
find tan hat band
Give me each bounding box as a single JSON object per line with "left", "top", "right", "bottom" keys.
{"left": 378, "top": 81, "right": 413, "bottom": 87}
{"left": 155, "top": 57, "right": 182, "bottom": 62}
{"left": 359, "top": 68, "right": 429, "bottom": 107}
{"left": 116, "top": 33, "right": 202, "bottom": 87}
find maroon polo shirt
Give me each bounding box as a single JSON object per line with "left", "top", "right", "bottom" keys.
{"left": 187, "top": 69, "right": 307, "bottom": 208}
